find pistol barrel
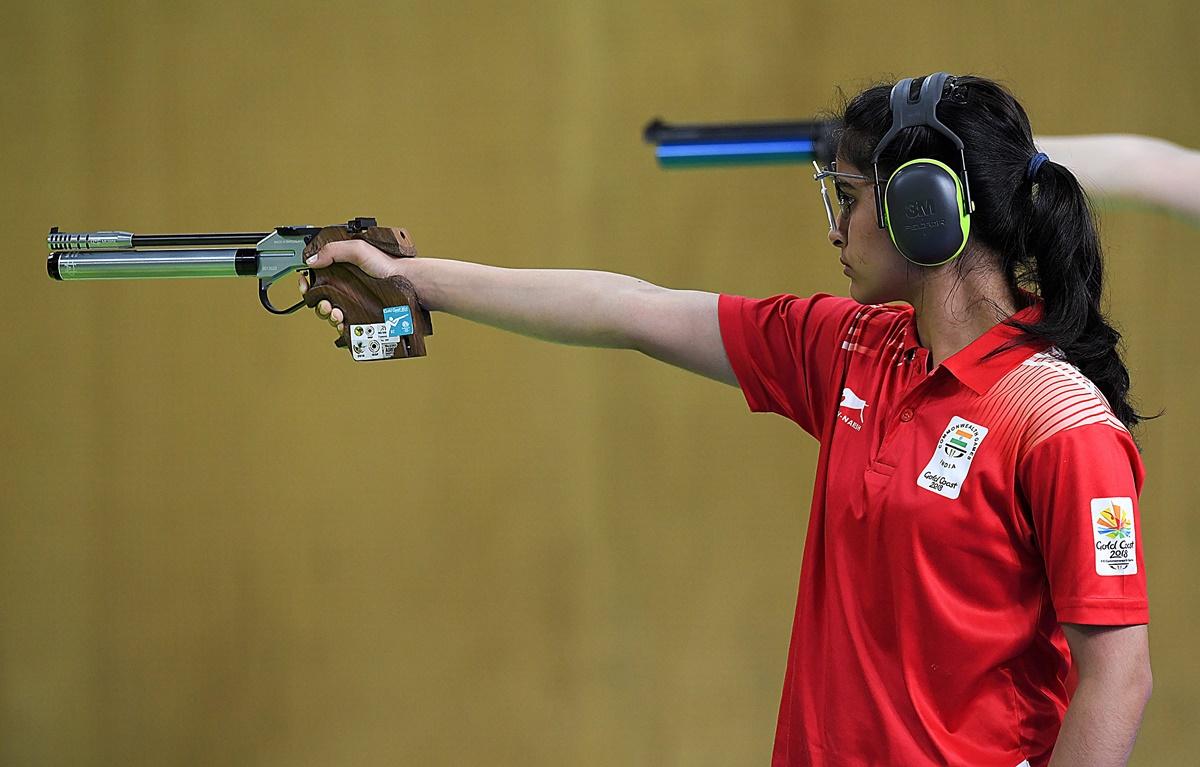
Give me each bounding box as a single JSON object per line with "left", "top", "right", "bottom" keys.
{"left": 643, "top": 118, "right": 835, "bottom": 168}
{"left": 47, "top": 248, "right": 258, "bottom": 281}
{"left": 47, "top": 228, "right": 269, "bottom": 251}
{"left": 46, "top": 230, "right": 135, "bottom": 251}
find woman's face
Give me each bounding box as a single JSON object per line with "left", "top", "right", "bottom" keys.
{"left": 827, "top": 159, "right": 920, "bottom": 305}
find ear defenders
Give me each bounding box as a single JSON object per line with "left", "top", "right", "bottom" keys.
{"left": 870, "top": 72, "right": 975, "bottom": 266}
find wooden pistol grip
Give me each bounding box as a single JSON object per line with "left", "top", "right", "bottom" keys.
{"left": 302, "top": 224, "right": 433, "bottom": 337}
{"left": 304, "top": 262, "right": 428, "bottom": 360}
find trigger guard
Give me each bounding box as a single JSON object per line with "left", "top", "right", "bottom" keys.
{"left": 259, "top": 280, "right": 305, "bottom": 314}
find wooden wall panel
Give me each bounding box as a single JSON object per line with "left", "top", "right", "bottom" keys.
{"left": 2, "top": 1, "right": 1197, "bottom": 764}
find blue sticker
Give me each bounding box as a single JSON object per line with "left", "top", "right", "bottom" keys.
{"left": 383, "top": 306, "right": 414, "bottom": 337}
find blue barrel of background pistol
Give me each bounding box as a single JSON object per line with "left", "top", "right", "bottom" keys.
{"left": 46, "top": 216, "right": 432, "bottom": 360}
{"left": 642, "top": 118, "right": 836, "bottom": 168}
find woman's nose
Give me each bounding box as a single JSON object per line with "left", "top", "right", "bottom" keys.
{"left": 828, "top": 223, "right": 846, "bottom": 248}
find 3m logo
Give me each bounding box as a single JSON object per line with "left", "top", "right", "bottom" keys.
{"left": 1092, "top": 498, "right": 1137, "bottom": 576}
{"left": 906, "top": 199, "right": 936, "bottom": 218}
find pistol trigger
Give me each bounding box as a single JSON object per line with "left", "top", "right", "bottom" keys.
{"left": 258, "top": 279, "right": 305, "bottom": 314}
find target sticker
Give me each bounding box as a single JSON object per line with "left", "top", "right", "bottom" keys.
{"left": 347, "top": 306, "right": 414, "bottom": 361}
{"left": 349, "top": 322, "right": 400, "bottom": 361}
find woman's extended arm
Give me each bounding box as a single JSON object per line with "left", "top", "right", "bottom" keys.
{"left": 299, "top": 240, "right": 739, "bottom": 386}
{"left": 1035, "top": 134, "right": 1200, "bottom": 225}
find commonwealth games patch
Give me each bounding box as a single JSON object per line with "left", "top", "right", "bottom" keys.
{"left": 1092, "top": 497, "right": 1137, "bottom": 576}
{"left": 918, "top": 416, "right": 989, "bottom": 500}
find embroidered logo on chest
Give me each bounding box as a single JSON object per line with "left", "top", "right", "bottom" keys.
{"left": 918, "top": 416, "right": 989, "bottom": 499}
{"left": 838, "top": 387, "right": 869, "bottom": 431}
{"left": 1092, "top": 497, "right": 1137, "bottom": 575}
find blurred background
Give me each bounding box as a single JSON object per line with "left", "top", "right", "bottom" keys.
{"left": 3, "top": 1, "right": 1198, "bottom": 764}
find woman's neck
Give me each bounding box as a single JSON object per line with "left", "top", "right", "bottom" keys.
{"left": 909, "top": 258, "right": 1020, "bottom": 369}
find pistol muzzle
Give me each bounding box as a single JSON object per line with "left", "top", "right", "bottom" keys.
{"left": 47, "top": 229, "right": 135, "bottom": 251}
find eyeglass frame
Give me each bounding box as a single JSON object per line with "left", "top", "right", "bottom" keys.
{"left": 811, "top": 161, "right": 886, "bottom": 232}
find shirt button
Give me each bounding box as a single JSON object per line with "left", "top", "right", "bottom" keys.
{"left": 899, "top": 408, "right": 914, "bottom": 422}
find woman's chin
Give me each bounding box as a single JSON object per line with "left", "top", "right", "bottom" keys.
{"left": 848, "top": 278, "right": 903, "bottom": 306}
{"left": 847, "top": 281, "right": 871, "bottom": 304}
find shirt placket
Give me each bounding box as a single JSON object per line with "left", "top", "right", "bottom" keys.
{"left": 871, "top": 347, "right": 934, "bottom": 472}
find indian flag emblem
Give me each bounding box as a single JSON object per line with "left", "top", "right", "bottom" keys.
{"left": 1096, "top": 502, "right": 1133, "bottom": 539}
{"left": 943, "top": 427, "right": 975, "bottom": 459}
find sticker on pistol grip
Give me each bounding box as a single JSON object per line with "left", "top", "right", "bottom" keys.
{"left": 349, "top": 306, "right": 413, "bottom": 361}
{"left": 383, "top": 305, "right": 415, "bottom": 337}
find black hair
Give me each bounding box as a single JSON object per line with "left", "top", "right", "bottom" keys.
{"left": 831, "top": 74, "right": 1153, "bottom": 433}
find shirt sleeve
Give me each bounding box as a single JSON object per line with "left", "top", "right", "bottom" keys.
{"left": 1017, "top": 422, "right": 1149, "bottom": 626}
{"left": 717, "top": 292, "right": 859, "bottom": 438}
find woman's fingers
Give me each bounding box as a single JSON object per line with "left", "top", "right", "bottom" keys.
{"left": 299, "top": 276, "right": 343, "bottom": 329}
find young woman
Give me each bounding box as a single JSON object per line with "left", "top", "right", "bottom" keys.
{"left": 300, "top": 74, "right": 1152, "bottom": 767}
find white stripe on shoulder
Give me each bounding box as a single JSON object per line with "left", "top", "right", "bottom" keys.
{"left": 1018, "top": 349, "right": 1127, "bottom": 451}
{"left": 839, "top": 303, "right": 905, "bottom": 355}
{"left": 840, "top": 306, "right": 872, "bottom": 353}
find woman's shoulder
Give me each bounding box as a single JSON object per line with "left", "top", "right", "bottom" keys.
{"left": 997, "top": 347, "right": 1129, "bottom": 456}
{"left": 837, "top": 301, "right": 918, "bottom": 359}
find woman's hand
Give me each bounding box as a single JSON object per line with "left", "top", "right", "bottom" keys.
{"left": 297, "top": 238, "right": 407, "bottom": 334}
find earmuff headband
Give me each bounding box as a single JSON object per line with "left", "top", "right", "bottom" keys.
{"left": 869, "top": 73, "right": 974, "bottom": 231}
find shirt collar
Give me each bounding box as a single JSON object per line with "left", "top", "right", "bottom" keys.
{"left": 938, "top": 299, "right": 1050, "bottom": 395}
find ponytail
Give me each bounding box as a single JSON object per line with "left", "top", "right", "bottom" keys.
{"left": 1007, "top": 158, "right": 1148, "bottom": 431}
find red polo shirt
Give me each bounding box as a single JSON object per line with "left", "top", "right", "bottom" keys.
{"left": 718, "top": 292, "right": 1148, "bottom": 767}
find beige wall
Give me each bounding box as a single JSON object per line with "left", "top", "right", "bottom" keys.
{"left": 2, "top": 1, "right": 1197, "bottom": 764}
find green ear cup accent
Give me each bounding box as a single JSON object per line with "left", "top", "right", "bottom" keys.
{"left": 883, "top": 157, "right": 971, "bottom": 266}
